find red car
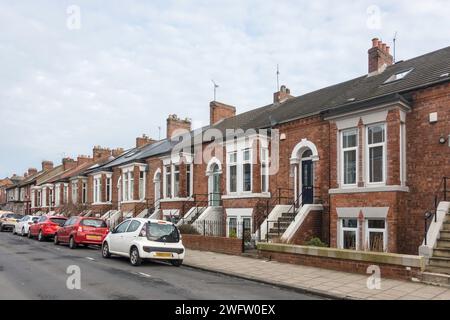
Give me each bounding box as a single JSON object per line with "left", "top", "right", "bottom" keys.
{"left": 28, "top": 215, "right": 67, "bottom": 241}
{"left": 54, "top": 216, "right": 109, "bottom": 249}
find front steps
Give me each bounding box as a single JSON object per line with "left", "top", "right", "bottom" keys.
{"left": 267, "top": 211, "right": 295, "bottom": 241}
{"left": 424, "top": 206, "right": 450, "bottom": 285}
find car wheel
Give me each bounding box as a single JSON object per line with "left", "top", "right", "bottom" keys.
{"left": 102, "top": 242, "right": 111, "bottom": 259}
{"left": 54, "top": 234, "right": 60, "bottom": 245}
{"left": 69, "top": 237, "right": 77, "bottom": 249}
{"left": 12, "top": 229, "right": 16, "bottom": 235}
{"left": 21, "top": 228, "right": 25, "bottom": 237}
{"left": 27, "top": 230, "right": 33, "bottom": 239}
{"left": 170, "top": 259, "right": 183, "bottom": 267}
{"left": 130, "top": 246, "right": 142, "bottom": 266}
{"left": 38, "top": 230, "right": 45, "bottom": 242}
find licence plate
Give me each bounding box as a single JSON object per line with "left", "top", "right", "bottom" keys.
{"left": 154, "top": 252, "right": 172, "bottom": 258}
{"left": 86, "top": 235, "right": 102, "bottom": 241}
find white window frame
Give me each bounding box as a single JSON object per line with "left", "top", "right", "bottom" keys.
{"left": 48, "top": 188, "right": 53, "bottom": 207}
{"left": 82, "top": 181, "right": 87, "bottom": 204}
{"left": 261, "top": 147, "right": 269, "bottom": 193}
{"left": 242, "top": 148, "right": 252, "bottom": 193}
{"left": 106, "top": 176, "right": 112, "bottom": 202}
{"left": 138, "top": 171, "right": 145, "bottom": 200}
{"left": 365, "top": 219, "right": 387, "bottom": 252}
{"left": 340, "top": 128, "right": 359, "bottom": 187}
{"left": 400, "top": 122, "right": 406, "bottom": 186}
{"left": 366, "top": 123, "right": 387, "bottom": 185}
{"left": 227, "top": 151, "right": 238, "bottom": 194}
{"left": 173, "top": 165, "right": 180, "bottom": 198}
{"left": 71, "top": 181, "right": 78, "bottom": 204}
{"left": 339, "top": 218, "right": 359, "bottom": 250}
{"left": 55, "top": 185, "right": 60, "bottom": 206}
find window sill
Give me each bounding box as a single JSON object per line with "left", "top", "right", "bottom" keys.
{"left": 330, "top": 185, "right": 409, "bottom": 194}
{"left": 92, "top": 202, "right": 113, "bottom": 206}
{"left": 160, "top": 198, "right": 193, "bottom": 203}
{"left": 222, "top": 193, "right": 271, "bottom": 199}
{"left": 120, "top": 200, "right": 145, "bottom": 204}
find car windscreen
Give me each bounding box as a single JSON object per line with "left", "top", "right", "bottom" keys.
{"left": 81, "top": 219, "right": 107, "bottom": 228}
{"left": 8, "top": 214, "right": 22, "bottom": 219}
{"left": 146, "top": 222, "right": 180, "bottom": 243}
{"left": 50, "top": 218, "right": 67, "bottom": 226}
{"left": 31, "top": 217, "right": 40, "bottom": 222}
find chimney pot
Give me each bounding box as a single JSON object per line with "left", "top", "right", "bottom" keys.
{"left": 166, "top": 114, "right": 191, "bottom": 139}
{"left": 136, "top": 135, "right": 156, "bottom": 148}
{"left": 372, "top": 38, "right": 379, "bottom": 48}
{"left": 42, "top": 161, "right": 54, "bottom": 171}
{"left": 368, "top": 38, "right": 394, "bottom": 75}
{"left": 273, "top": 85, "right": 294, "bottom": 103}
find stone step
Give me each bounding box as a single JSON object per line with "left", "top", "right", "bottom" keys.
{"left": 437, "top": 239, "right": 450, "bottom": 249}
{"left": 440, "top": 230, "right": 450, "bottom": 238}
{"left": 278, "top": 217, "right": 294, "bottom": 223}
{"left": 433, "top": 248, "right": 450, "bottom": 258}
{"left": 281, "top": 212, "right": 296, "bottom": 218}
{"left": 445, "top": 215, "right": 450, "bottom": 223}
{"left": 429, "top": 257, "right": 450, "bottom": 268}
{"left": 425, "top": 266, "right": 450, "bottom": 276}
{"left": 442, "top": 223, "right": 450, "bottom": 231}
{"left": 421, "top": 271, "right": 450, "bottom": 287}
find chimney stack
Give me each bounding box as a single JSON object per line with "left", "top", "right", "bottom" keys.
{"left": 92, "top": 146, "right": 112, "bottom": 160}
{"left": 273, "top": 85, "right": 294, "bottom": 104}
{"left": 136, "top": 134, "right": 156, "bottom": 148}
{"left": 368, "top": 37, "right": 393, "bottom": 75}
{"left": 77, "top": 155, "right": 92, "bottom": 166}
{"left": 28, "top": 168, "right": 38, "bottom": 176}
{"left": 62, "top": 157, "right": 77, "bottom": 171}
{"left": 42, "top": 161, "right": 54, "bottom": 171}
{"left": 166, "top": 114, "right": 191, "bottom": 139}
{"left": 112, "top": 148, "right": 125, "bottom": 157}
{"left": 210, "top": 101, "right": 236, "bottom": 126}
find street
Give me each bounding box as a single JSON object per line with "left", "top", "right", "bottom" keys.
{"left": 0, "top": 231, "right": 321, "bottom": 300}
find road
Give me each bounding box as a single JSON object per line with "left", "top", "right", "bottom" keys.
{"left": 0, "top": 231, "right": 321, "bottom": 300}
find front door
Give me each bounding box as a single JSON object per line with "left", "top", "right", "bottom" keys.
{"left": 301, "top": 160, "right": 313, "bottom": 205}
{"left": 154, "top": 179, "right": 161, "bottom": 209}
{"left": 209, "top": 164, "right": 221, "bottom": 206}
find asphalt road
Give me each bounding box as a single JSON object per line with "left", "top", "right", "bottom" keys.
{"left": 0, "top": 231, "right": 321, "bottom": 300}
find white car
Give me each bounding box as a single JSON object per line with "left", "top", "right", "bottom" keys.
{"left": 102, "top": 218, "right": 185, "bottom": 267}
{"left": 13, "top": 215, "right": 40, "bottom": 236}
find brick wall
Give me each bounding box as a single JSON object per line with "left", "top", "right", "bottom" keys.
{"left": 289, "top": 210, "right": 323, "bottom": 245}
{"left": 182, "top": 234, "right": 242, "bottom": 255}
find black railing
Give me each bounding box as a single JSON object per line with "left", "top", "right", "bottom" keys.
{"left": 424, "top": 177, "right": 449, "bottom": 246}
{"left": 179, "top": 193, "right": 223, "bottom": 224}
{"left": 179, "top": 219, "right": 226, "bottom": 237}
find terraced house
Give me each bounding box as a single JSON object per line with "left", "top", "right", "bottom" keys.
{"left": 6, "top": 39, "right": 450, "bottom": 265}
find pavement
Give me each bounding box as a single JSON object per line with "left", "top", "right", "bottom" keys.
{"left": 0, "top": 231, "right": 319, "bottom": 300}
{"left": 183, "top": 250, "right": 450, "bottom": 300}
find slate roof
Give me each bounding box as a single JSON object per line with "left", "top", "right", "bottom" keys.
{"left": 91, "top": 45, "right": 450, "bottom": 171}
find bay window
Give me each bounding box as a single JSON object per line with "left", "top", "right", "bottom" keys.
{"left": 63, "top": 185, "right": 68, "bottom": 204}
{"left": 106, "top": 176, "right": 112, "bottom": 202}
{"left": 228, "top": 152, "right": 237, "bottom": 193}
{"left": 341, "top": 129, "right": 358, "bottom": 186}
{"left": 138, "top": 171, "right": 145, "bottom": 200}
{"left": 243, "top": 149, "right": 251, "bottom": 192}
{"left": 55, "top": 185, "right": 60, "bottom": 206}
{"left": 72, "top": 182, "right": 78, "bottom": 204}
{"left": 82, "top": 181, "right": 87, "bottom": 204}
{"left": 340, "top": 218, "right": 358, "bottom": 250}
{"left": 366, "top": 219, "right": 386, "bottom": 252}
{"left": 129, "top": 172, "right": 134, "bottom": 200}
{"left": 186, "top": 165, "right": 191, "bottom": 196}
{"left": 367, "top": 124, "right": 386, "bottom": 184}
{"left": 165, "top": 165, "right": 172, "bottom": 198}
{"left": 261, "top": 148, "right": 269, "bottom": 193}
{"left": 173, "top": 165, "right": 180, "bottom": 197}
{"left": 123, "top": 173, "right": 129, "bottom": 201}
{"left": 48, "top": 189, "right": 53, "bottom": 207}
{"left": 93, "top": 177, "right": 101, "bottom": 203}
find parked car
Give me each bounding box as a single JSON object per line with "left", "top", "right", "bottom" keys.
{"left": 13, "top": 215, "right": 40, "bottom": 236}
{"left": 54, "top": 216, "right": 109, "bottom": 249}
{"left": 28, "top": 215, "right": 67, "bottom": 241}
{"left": 0, "top": 213, "right": 23, "bottom": 232}
{"left": 102, "top": 218, "right": 185, "bottom": 267}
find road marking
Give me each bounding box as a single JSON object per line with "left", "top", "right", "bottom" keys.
{"left": 138, "top": 272, "right": 151, "bottom": 278}
{"left": 85, "top": 257, "right": 95, "bottom": 261}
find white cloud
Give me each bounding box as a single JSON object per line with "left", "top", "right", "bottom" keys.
{"left": 0, "top": 0, "right": 449, "bottom": 176}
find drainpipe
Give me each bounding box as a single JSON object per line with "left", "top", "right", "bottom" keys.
{"left": 328, "top": 121, "right": 332, "bottom": 246}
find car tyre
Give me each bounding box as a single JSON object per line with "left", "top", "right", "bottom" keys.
{"left": 27, "top": 230, "right": 33, "bottom": 239}
{"left": 170, "top": 259, "right": 183, "bottom": 267}
{"left": 12, "top": 229, "right": 16, "bottom": 235}
{"left": 130, "top": 246, "right": 142, "bottom": 266}
{"left": 102, "top": 242, "right": 111, "bottom": 259}
{"left": 69, "top": 236, "right": 77, "bottom": 249}
{"left": 21, "top": 227, "right": 25, "bottom": 237}
{"left": 54, "top": 234, "right": 60, "bottom": 245}
{"left": 38, "top": 230, "right": 45, "bottom": 242}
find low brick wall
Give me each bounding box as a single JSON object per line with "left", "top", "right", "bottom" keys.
{"left": 258, "top": 243, "right": 425, "bottom": 281}
{"left": 182, "top": 234, "right": 242, "bottom": 255}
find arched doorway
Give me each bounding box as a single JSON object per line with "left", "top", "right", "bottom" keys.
{"left": 290, "top": 139, "right": 319, "bottom": 206}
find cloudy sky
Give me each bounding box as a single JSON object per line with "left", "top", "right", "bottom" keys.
{"left": 0, "top": 0, "right": 449, "bottom": 177}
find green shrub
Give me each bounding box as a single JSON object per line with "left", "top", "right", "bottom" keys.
{"left": 305, "top": 237, "right": 328, "bottom": 247}
{"left": 229, "top": 230, "right": 237, "bottom": 238}
{"left": 178, "top": 224, "right": 200, "bottom": 235}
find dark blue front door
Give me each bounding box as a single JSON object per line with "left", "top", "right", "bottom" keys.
{"left": 302, "top": 160, "right": 313, "bottom": 204}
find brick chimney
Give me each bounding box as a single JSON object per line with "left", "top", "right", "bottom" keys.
{"left": 62, "top": 157, "right": 77, "bottom": 171}
{"left": 210, "top": 101, "right": 236, "bottom": 126}
{"left": 92, "top": 146, "right": 112, "bottom": 160}
{"left": 273, "top": 85, "right": 294, "bottom": 103}
{"left": 28, "top": 168, "right": 38, "bottom": 176}
{"left": 368, "top": 38, "right": 393, "bottom": 75}
{"left": 112, "top": 148, "right": 125, "bottom": 157}
{"left": 167, "top": 114, "right": 191, "bottom": 139}
{"left": 77, "top": 155, "right": 92, "bottom": 166}
{"left": 136, "top": 134, "right": 156, "bottom": 148}
{"left": 42, "top": 161, "right": 54, "bottom": 171}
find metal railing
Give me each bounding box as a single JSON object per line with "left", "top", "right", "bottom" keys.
{"left": 180, "top": 192, "right": 223, "bottom": 224}
{"left": 424, "top": 177, "right": 449, "bottom": 246}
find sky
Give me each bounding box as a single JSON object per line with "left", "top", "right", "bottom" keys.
{"left": 0, "top": 0, "right": 449, "bottom": 178}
